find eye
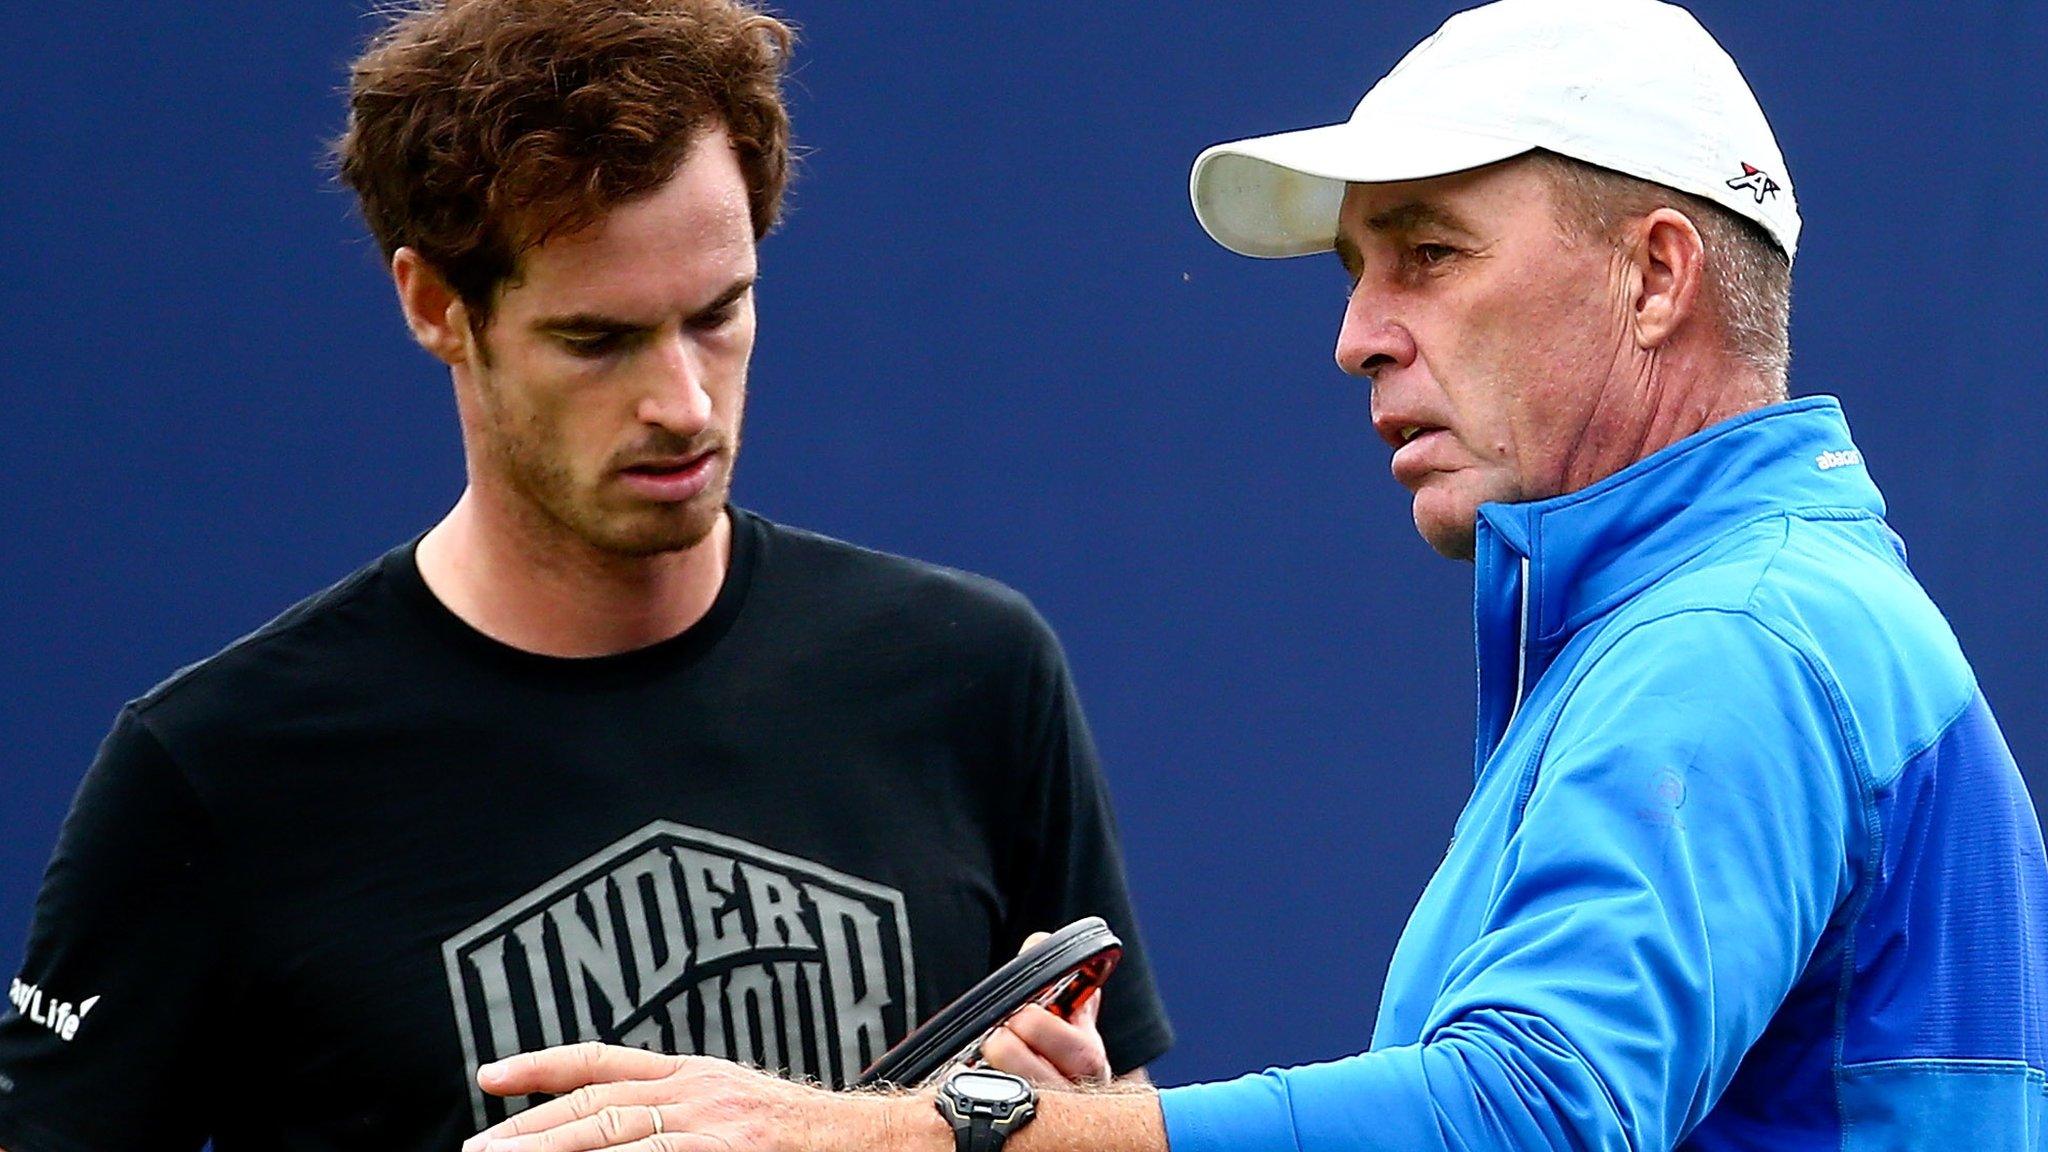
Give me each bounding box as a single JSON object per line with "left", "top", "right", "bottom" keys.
{"left": 559, "top": 331, "right": 630, "bottom": 358}
{"left": 688, "top": 305, "right": 738, "bottom": 333}
{"left": 1413, "top": 243, "right": 1457, "bottom": 267}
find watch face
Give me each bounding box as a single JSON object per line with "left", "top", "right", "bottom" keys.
{"left": 951, "top": 1071, "right": 1031, "bottom": 1106}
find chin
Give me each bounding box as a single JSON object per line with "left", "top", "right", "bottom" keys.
{"left": 1411, "top": 495, "right": 1480, "bottom": 562}
{"left": 568, "top": 497, "right": 726, "bottom": 559}
{"left": 1418, "top": 524, "right": 1479, "bottom": 562}
{"left": 609, "top": 513, "right": 723, "bottom": 557}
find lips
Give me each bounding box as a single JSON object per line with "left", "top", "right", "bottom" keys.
{"left": 1372, "top": 407, "right": 1444, "bottom": 451}
{"left": 622, "top": 452, "right": 710, "bottom": 476}
{"left": 616, "top": 450, "right": 719, "bottom": 502}
{"left": 1390, "top": 428, "right": 1452, "bottom": 489}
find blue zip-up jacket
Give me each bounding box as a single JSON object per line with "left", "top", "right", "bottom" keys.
{"left": 1160, "top": 398, "right": 2048, "bottom": 1150}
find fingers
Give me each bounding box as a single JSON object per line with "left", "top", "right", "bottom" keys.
{"left": 467, "top": 1059, "right": 813, "bottom": 1152}
{"left": 485, "top": 1133, "right": 720, "bottom": 1152}
{"left": 981, "top": 1004, "right": 1111, "bottom": 1085}
{"left": 1070, "top": 987, "right": 1102, "bottom": 1030}
{"left": 472, "top": 1103, "right": 720, "bottom": 1152}
{"left": 977, "top": 1019, "right": 1070, "bottom": 1087}
{"left": 480, "top": 1042, "right": 687, "bottom": 1098}
{"left": 1019, "top": 932, "right": 1051, "bottom": 953}
{"left": 464, "top": 1079, "right": 678, "bottom": 1151}
{"left": 479, "top": 1101, "right": 664, "bottom": 1152}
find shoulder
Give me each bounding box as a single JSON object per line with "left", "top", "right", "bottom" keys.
{"left": 1756, "top": 511, "right": 1980, "bottom": 786}
{"left": 1573, "top": 510, "right": 1975, "bottom": 787}
{"left": 129, "top": 545, "right": 416, "bottom": 742}
{"left": 749, "top": 512, "right": 1060, "bottom": 661}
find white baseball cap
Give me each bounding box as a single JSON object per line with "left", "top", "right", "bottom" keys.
{"left": 1189, "top": 0, "right": 1800, "bottom": 262}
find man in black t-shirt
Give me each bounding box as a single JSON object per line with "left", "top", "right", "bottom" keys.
{"left": 0, "top": 3, "right": 1171, "bottom": 1150}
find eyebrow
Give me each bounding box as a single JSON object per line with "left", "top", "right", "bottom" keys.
{"left": 1360, "top": 201, "right": 1480, "bottom": 238}
{"left": 531, "top": 276, "right": 756, "bottom": 333}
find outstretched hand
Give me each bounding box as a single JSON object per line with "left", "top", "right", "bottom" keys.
{"left": 460, "top": 1043, "right": 890, "bottom": 1152}
{"left": 459, "top": 930, "right": 1122, "bottom": 1150}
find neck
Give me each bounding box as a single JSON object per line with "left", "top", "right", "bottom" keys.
{"left": 1563, "top": 339, "right": 1776, "bottom": 493}
{"left": 415, "top": 489, "right": 733, "bottom": 658}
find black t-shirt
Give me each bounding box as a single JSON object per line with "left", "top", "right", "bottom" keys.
{"left": 0, "top": 510, "right": 1172, "bottom": 1152}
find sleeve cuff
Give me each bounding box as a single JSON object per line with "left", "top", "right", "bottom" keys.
{"left": 1161, "top": 1070, "right": 1302, "bottom": 1152}
{"left": 1160, "top": 1048, "right": 1444, "bottom": 1152}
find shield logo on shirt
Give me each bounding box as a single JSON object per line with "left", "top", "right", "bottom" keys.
{"left": 442, "top": 821, "right": 917, "bottom": 1126}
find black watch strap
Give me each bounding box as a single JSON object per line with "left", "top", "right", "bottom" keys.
{"left": 962, "top": 1112, "right": 1004, "bottom": 1152}
{"left": 937, "top": 1070, "right": 1037, "bottom": 1152}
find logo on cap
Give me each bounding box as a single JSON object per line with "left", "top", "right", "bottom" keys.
{"left": 1726, "top": 163, "right": 1782, "bottom": 204}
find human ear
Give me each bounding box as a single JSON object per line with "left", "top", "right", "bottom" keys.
{"left": 1630, "top": 208, "right": 1706, "bottom": 351}
{"left": 390, "top": 247, "right": 476, "bottom": 366}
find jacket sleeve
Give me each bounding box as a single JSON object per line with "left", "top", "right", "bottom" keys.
{"left": 1160, "top": 609, "right": 1858, "bottom": 1152}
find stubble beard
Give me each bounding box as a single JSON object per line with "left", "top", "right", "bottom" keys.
{"left": 485, "top": 411, "right": 739, "bottom": 563}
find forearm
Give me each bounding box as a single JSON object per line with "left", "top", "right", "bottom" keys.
{"left": 464, "top": 1042, "right": 1169, "bottom": 1152}
{"left": 1163, "top": 1024, "right": 1644, "bottom": 1152}
{"left": 1021, "top": 1088, "right": 1168, "bottom": 1152}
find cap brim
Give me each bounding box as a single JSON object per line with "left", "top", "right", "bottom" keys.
{"left": 1191, "top": 119, "right": 1535, "bottom": 258}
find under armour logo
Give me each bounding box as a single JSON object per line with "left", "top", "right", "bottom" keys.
{"left": 443, "top": 821, "right": 917, "bottom": 1128}
{"left": 1726, "top": 163, "right": 1782, "bottom": 204}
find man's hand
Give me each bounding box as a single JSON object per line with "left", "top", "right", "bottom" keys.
{"left": 460, "top": 1042, "right": 930, "bottom": 1152}
{"left": 458, "top": 930, "right": 1131, "bottom": 1150}
{"left": 976, "top": 933, "right": 1116, "bottom": 1087}
{"left": 463, "top": 1038, "right": 1169, "bottom": 1152}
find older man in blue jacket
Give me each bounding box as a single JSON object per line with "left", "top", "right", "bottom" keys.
{"left": 459, "top": 1, "right": 2048, "bottom": 1149}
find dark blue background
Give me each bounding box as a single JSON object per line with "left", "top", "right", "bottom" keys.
{"left": 3, "top": 1, "right": 2043, "bottom": 1091}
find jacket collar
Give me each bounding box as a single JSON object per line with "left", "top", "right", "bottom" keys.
{"left": 1470, "top": 396, "right": 1886, "bottom": 766}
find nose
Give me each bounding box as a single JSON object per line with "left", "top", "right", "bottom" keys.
{"left": 635, "top": 329, "right": 714, "bottom": 435}
{"left": 1333, "top": 282, "right": 1417, "bottom": 383}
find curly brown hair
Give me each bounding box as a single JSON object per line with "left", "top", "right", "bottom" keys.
{"left": 335, "top": 0, "right": 794, "bottom": 325}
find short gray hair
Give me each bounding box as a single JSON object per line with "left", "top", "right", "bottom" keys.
{"left": 1527, "top": 151, "right": 1792, "bottom": 393}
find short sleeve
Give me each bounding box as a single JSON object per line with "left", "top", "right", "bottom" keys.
{"left": 1001, "top": 621, "right": 1175, "bottom": 1076}
{"left": 0, "top": 708, "right": 225, "bottom": 1152}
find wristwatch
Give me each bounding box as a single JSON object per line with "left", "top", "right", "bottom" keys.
{"left": 935, "top": 1068, "right": 1037, "bottom": 1152}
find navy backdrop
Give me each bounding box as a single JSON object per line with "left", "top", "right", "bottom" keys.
{"left": 3, "top": 2, "right": 2044, "bottom": 1091}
